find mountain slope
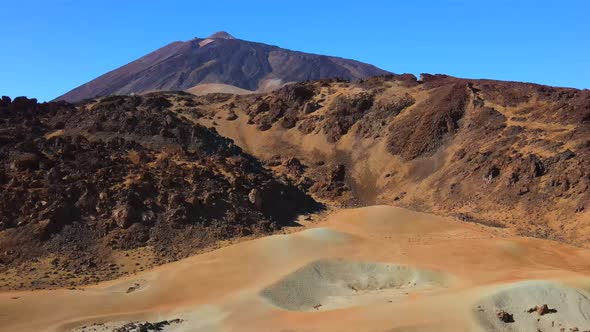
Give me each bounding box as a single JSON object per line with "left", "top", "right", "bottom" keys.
{"left": 55, "top": 31, "right": 390, "bottom": 102}
{"left": 175, "top": 74, "right": 590, "bottom": 246}
{"left": 5, "top": 73, "right": 590, "bottom": 290}
{"left": 0, "top": 94, "right": 320, "bottom": 289}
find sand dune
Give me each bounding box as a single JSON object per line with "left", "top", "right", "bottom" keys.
{"left": 2, "top": 206, "right": 590, "bottom": 331}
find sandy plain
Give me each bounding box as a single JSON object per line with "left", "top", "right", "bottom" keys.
{"left": 2, "top": 206, "right": 590, "bottom": 331}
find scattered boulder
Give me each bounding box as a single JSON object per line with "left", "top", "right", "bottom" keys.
{"left": 496, "top": 310, "right": 514, "bottom": 323}
{"left": 111, "top": 318, "right": 184, "bottom": 332}
{"left": 11, "top": 152, "right": 41, "bottom": 171}
{"left": 528, "top": 155, "right": 545, "bottom": 177}
{"left": 248, "top": 188, "right": 263, "bottom": 210}
{"left": 226, "top": 110, "right": 238, "bottom": 121}
{"left": 527, "top": 304, "right": 556, "bottom": 315}
{"left": 283, "top": 157, "right": 305, "bottom": 175}
{"left": 518, "top": 185, "right": 530, "bottom": 195}
{"left": 484, "top": 166, "right": 500, "bottom": 182}
{"left": 331, "top": 164, "right": 346, "bottom": 182}
{"left": 558, "top": 149, "right": 576, "bottom": 161}
{"left": 303, "top": 102, "right": 320, "bottom": 114}
{"left": 257, "top": 121, "right": 272, "bottom": 131}
{"left": 281, "top": 117, "right": 297, "bottom": 129}
{"left": 308, "top": 163, "right": 350, "bottom": 201}
{"left": 113, "top": 204, "right": 139, "bottom": 229}
{"left": 126, "top": 282, "right": 140, "bottom": 294}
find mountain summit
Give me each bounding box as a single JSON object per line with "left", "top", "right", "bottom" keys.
{"left": 55, "top": 32, "right": 389, "bottom": 102}
{"left": 207, "top": 31, "right": 236, "bottom": 39}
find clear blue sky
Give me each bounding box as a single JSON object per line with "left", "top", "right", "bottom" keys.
{"left": 1, "top": 0, "right": 589, "bottom": 101}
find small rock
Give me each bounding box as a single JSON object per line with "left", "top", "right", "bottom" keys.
{"left": 112, "top": 204, "right": 138, "bottom": 229}
{"left": 484, "top": 166, "right": 500, "bottom": 182}
{"left": 527, "top": 304, "right": 556, "bottom": 316}
{"left": 496, "top": 310, "right": 514, "bottom": 323}
{"left": 558, "top": 149, "right": 576, "bottom": 161}
{"left": 226, "top": 111, "right": 238, "bottom": 121}
{"left": 331, "top": 164, "right": 346, "bottom": 182}
{"left": 11, "top": 152, "right": 41, "bottom": 171}
{"left": 303, "top": 102, "right": 320, "bottom": 114}
{"left": 248, "top": 188, "right": 263, "bottom": 210}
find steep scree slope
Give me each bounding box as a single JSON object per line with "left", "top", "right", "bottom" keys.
{"left": 55, "top": 31, "right": 389, "bottom": 102}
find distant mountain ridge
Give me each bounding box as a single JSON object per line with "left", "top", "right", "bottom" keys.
{"left": 55, "top": 31, "right": 390, "bottom": 102}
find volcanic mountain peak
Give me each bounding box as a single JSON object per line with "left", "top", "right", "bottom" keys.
{"left": 55, "top": 33, "right": 389, "bottom": 102}
{"left": 206, "top": 31, "right": 236, "bottom": 39}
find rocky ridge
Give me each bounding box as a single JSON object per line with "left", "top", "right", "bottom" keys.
{"left": 184, "top": 73, "right": 590, "bottom": 244}
{"left": 0, "top": 94, "right": 320, "bottom": 289}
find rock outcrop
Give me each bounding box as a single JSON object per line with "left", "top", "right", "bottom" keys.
{"left": 0, "top": 94, "right": 321, "bottom": 288}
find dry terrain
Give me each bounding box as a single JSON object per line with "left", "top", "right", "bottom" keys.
{"left": 55, "top": 31, "right": 388, "bottom": 102}
{"left": 2, "top": 206, "right": 590, "bottom": 331}
{"left": 180, "top": 74, "right": 590, "bottom": 246}
{"left": 3, "top": 73, "right": 590, "bottom": 331}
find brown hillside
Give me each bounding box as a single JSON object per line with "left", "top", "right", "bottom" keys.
{"left": 3, "top": 73, "right": 590, "bottom": 290}
{"left": 177, "top": 74, "right": 590, "bottom": 245}
{"left": 0, "top": 95, "right": 320, "bottom": 289}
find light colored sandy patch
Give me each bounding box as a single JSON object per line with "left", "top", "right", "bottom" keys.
{"left": 258, "top": 78, "right": 288, "bottom": 92}
{"left": 296, "top": 227, "right": 351, "bottom": 243}
{"left": 473, "top": 280, "right": 590, "bottom": 331}
{"left": 185, "top": 83, "right": 254, "bottom": 96}
{"left": 191, "top": 59, "right": 218, "bottom": 74}
{"left": 260, "top": 258, "right": 450, "bottom": 311}
{"left": 198, "top": 38, "right": 215, "bottom": 47}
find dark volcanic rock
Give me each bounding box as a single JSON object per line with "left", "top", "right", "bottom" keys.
{"left": 387, "top": 82, "right": 469, "bottom": 160}
{"left": 111, "top": 318, "right": 184, "bottom": 332}
{"left": 527, "top": 304, "right": 556, "bottom": 316}
{"left": 0, "top": 94, "right": 322, "bottom": 281}
{"left": 323, "top": 92, "right": 374, "bottom": 143}
{"left": 309, "top": 163, "right": 350, "bottom": 201}
{"left": 496, "top": 310, "right": 514, "bottom": 323}
{"left": 113, "top": 204, "right": 139, "bottom": 229}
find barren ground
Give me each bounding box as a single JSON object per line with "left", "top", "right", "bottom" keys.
{"left": 3, "top": 206, "right": 590, "bottom": 331}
